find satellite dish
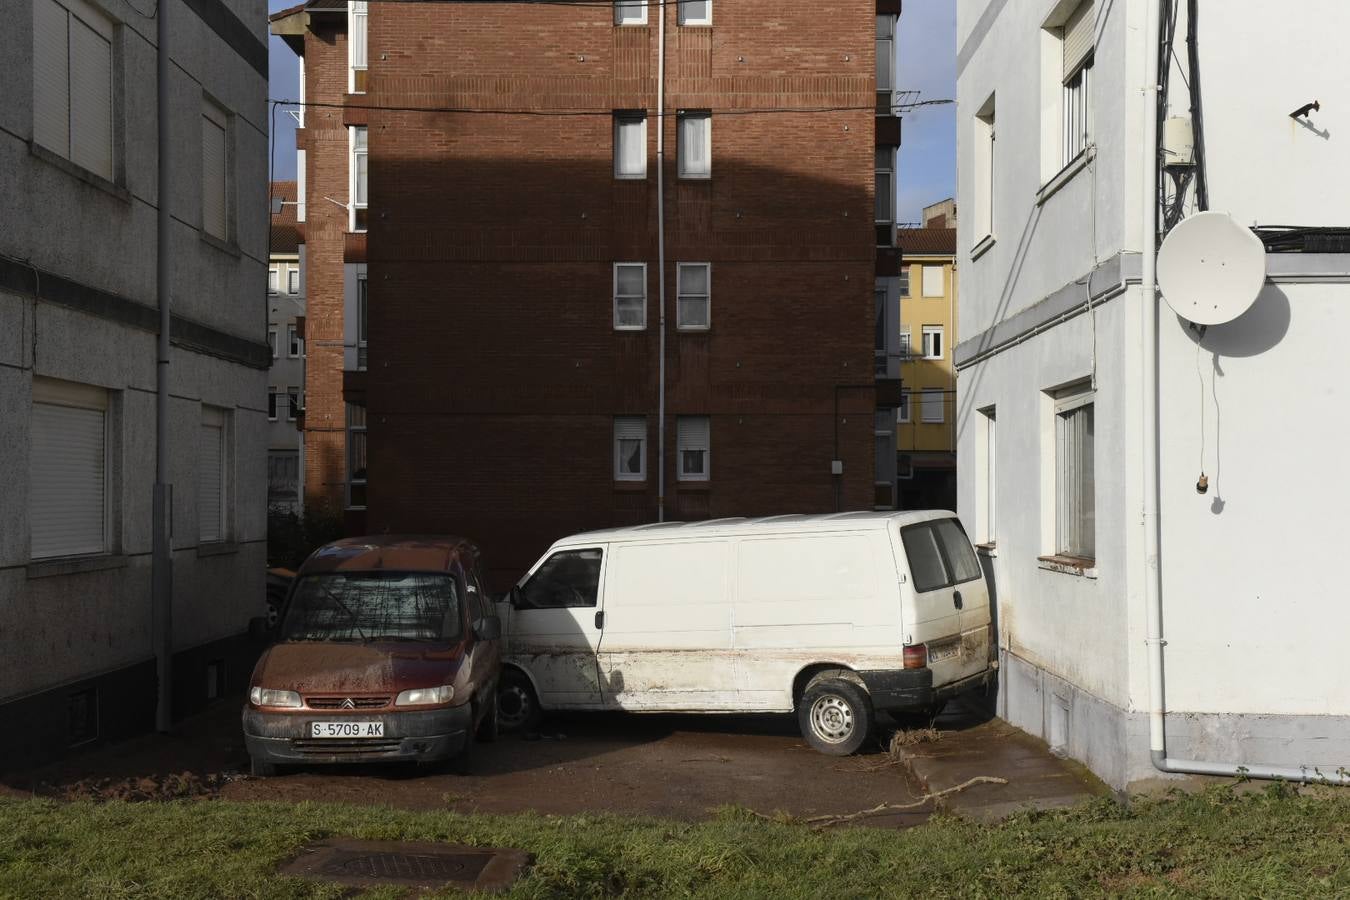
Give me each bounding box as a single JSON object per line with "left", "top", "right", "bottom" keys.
{"left": 1157, "top": 212, "right": 1266, "bottom": 325}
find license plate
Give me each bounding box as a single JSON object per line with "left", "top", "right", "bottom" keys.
{"left": 928, "top": 639, "right": 961, "bottom": 663}
{"left": 310, "top": 721, "right": 384, "bottom": 739}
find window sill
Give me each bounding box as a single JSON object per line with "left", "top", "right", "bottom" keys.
{"left": 1036, "top": 147, "right": 1095, "bottom": 207}
{"left": 29, "top": 142, "right": 130, "bottom": 203}
{"left": 197, "top": 541, "right": 239, "bottom": 558}
{"left": 677, "top": 326, "right": 711, "bottom": 334}
{"left": 975, "top": 542, "right": 998, "bottom": 558}
{"left": 1037, "top": 554, "right": 1097, "bottom": 578}
{"left": 615, "top": 174, "right": 648, "bottom": 181}
{"left": 200, "top": 230, "right": 242, "bottom": 258}
{"left": 678, "top": 174, "right": 712, "bottom": 182}
{"left": 971, "top": 233, "right": 996, "bottom": 261}
{"left": 613, "top": 326, "right": 648, "bottom": 333}
{"left": 27, "top": 554, "right": 127, "bottom": 580}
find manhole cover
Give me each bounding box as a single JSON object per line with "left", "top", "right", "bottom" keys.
{"left": 282, "top": 840, "right": 532, "bottom": 893}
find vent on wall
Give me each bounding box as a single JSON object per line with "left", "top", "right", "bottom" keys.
{"left": 68, "top": 688, "right": 99, "bottom": 747}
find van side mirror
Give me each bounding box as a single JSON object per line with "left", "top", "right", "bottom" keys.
{"left": 248, "top": 616, "right": 274, "bottom": 644}
{"left": 474, "top": 616, "right": 502, "bottom": 641}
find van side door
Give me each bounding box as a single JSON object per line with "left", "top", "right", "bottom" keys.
{"left": 507, "top": 546, "right": 607, "bottom": 709}
{"left": 598, "top": 540, "right": 737, "bottom": 710}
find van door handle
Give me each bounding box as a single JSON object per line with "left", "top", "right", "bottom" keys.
{"left": 594, "top": 610, "right": 605, "bottom": 629}
{"left": 953, "top": 590, "right": 964, "bottom": 610}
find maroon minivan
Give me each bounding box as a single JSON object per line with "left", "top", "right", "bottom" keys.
{"left": 242, "top": 536, "right": 501, "bottom": 776}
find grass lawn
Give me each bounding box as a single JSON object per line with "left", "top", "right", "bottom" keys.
{"left": 0, "top": 785, "right": 1346, "bottom": 898}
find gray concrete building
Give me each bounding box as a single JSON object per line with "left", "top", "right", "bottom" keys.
{"left": 268, "top": 180, "right": 305, "bottom": 513}
{"left": 1, "top": 0, "right": 270, "bottom": 767}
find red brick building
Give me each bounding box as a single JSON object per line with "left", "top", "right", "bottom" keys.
{"left": 273, "top": 0, "right": 903, "bottom": 585}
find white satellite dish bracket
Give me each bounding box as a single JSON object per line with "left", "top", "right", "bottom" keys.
{"left": 1156, "top": 211, "right": 1267, "bottom": 327}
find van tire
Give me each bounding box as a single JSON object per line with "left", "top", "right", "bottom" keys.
{"left": 477, "top": 693, "right": 500, "bottom": 743}
{"left": 497, "top": 670, "right": 542, "bottom": 734}
{"left": 250, "top": 757, "right": 278, "bottom": 778}
{"left": 798, "top": 676, "right": 873, "bottom": 756}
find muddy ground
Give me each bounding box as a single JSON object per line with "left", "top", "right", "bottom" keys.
{"left": 2, "top": 703, "right": 960, "bottom": 827}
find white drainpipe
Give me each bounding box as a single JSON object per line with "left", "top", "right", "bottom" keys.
{"left": 655, "top": 1, "right": 667, "bottom": 522}
{"left": 1141, "top": 0, "right": 1346, "bottom": 785}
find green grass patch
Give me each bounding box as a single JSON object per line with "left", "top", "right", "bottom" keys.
{"left": 0, "top": 785, "right": 1346, "bottom": 898}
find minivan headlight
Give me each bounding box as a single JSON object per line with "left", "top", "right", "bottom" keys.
{"left": 250, "top": 687, "right": 302, "bottom": 708}
{"left": 395, "top": 685, "right": 454, "bottom": 707}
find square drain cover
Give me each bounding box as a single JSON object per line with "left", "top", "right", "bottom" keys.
{"left": 281, "top": 840, "right": 532, "bottom": 893}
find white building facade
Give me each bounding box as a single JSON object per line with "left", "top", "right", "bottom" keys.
{"left": 956, "top": 0, "right": 1350, "bottom": 788}
{"left": 1, "top": 0, "right": 270, "bottom": 767}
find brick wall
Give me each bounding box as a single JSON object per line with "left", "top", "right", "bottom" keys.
{"left": 303, "top": 1, "right": 881, "bottom": 587}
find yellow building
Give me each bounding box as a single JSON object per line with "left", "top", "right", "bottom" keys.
{"left": 895, "top": 205, "right": 957, "bottom": 509}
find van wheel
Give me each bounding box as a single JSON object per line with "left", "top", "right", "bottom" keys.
{"left": 250, "top": 757, "right": 278, "bottom": 777}
{"left": 798, "top": 676, "right": 873, "bottom": 756}
{"left": 497, "top": 671, "right": 541, "bottom": 734}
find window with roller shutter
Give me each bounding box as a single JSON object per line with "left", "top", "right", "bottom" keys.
{"left": 32, "top": 0, "right": 114, "bottom": 181}
{"left": 29, "top": 379, "right": 111, "bottom": 560}
{"left": 677, "top": 416, "right": 710, "bottom": 482}
{"left": 613, "top": 416, "right": 647, "bottom": 481}
{"left": 198, "top": 406, "right": 229, "bottom": 544}
{"left": 202, "top": 100, "right": 229, "bottom": 240}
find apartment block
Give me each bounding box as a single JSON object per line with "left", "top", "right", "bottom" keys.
{"left": 268, "top": 180, "right": 306, "bottom": 512}
{"left": 1, "top": 0, "right": 270, "bottom": 767}
{"left": 274, "top": 0, "right": 904, "bottom": 584}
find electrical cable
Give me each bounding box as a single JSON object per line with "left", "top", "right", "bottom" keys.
{"left": 1185, "top": 0, "right": 1209, "bottom": 211}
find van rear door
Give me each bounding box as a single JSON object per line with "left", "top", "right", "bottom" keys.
{"left": 897, "top": 518, "right": 988, "bottom": 684}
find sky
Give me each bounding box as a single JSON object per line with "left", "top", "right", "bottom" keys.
{"left": 266, "top": 0, "right": 956, "bottom": 223}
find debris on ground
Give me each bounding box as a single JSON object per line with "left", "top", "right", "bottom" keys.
{"left": 44, "top": 771, "right": 240, "bottom": 802}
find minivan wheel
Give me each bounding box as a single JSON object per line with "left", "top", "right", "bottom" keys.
{"left": 250, "top": 756, "right": 278, "bottom": 778}
{"left": 497, "top": 671, "right": 541, "bottom": 734}
{"left": 798, "top": 677, "right": 873, "bottom": 756}
{"left": 477, "top": 693, "right": 500, "bottom": 743}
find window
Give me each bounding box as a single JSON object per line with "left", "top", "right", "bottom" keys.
{"left": 678, "top": 0, "right": 710, "bottom": 25}
{"left": 1044, "top": 0, "right": 1094, "bottom": 175}
{"left": 897, "top": 389, "right": 911, "bottom": 423}
{"left": 900, "top": 518, "right": 981, "bottom": 593}
{"left": 876, "top": 15, "right": 896, "bottom": 106}
{"left": 922, "top": 325, "right": 943, "bottom": 360}
{"left": 198, "top": 406, "right": 228, "bottom": 543}
{"left": 922, "top": 266, "right": 944, "bottom": 298}
{"left": 677, "top": 416, "right": 710, "bottom": 481}
{"left": 268, "top": 268, "right": 279, "bottom": 294}
{"left": 357, "top": 272, "right": 368, "bottom": 369}
{"left": 348, "top": 0, "right": 368, "bottom": 93}
{"left": 285, "top": 386, "right": 300, "bottom": 422}
{"left": 287, "top": 267, "right": 300, "bottom": 294}
{"left": 613, "top": 112, "right": 647, "bottom": 179}
{"left": 921, "top": 388, "right": 944, "bottom": 424}
{"left": 677, "top": 263, "right": 710, "bottom": 330}
{"left": 980, "top": 407, "right": 997, "bottom": 543}
{"left": 613, "top": 0, "right": 646, "bottom": 25}
{"left": 267, "top": 387, "right": 278, "bottom": 422}
{"left": 678, "top": 111, "right": 711, "bottom": 178}
{"left": 874, "top": 287, "right": 887, "bottom": 375}
{"left": 975, "top": 96, "right": 996, "bottom": 240}
{"left": 287, "top": 323, "right": 302, "bottom": 358}
{"left": 33, "top": 0, "right": 114, "bottom": 181}
{"left": 899, "top": 329, "right": 912, "bottom": 359}
{"left": 614, "top": 416, "right": 646, "bottom": 481}
{"left": 1055, "top": 386, "right": 1095, "bottom": 559}
{"left": 350, "top": 126, "right": 368, "bottom": 232}
{"left": 520, "top": 549, "right": 603, "bottom": 609}
{"left": 613, "top": 263, "right": 647, "bottom": 330}
{"left": 347, "top": 403, "right": 367, "bottom": 508}
{"left": 874, "top": 410, "right": 896, "bottom": 509}
{"left": 898, "top": 452, "right": 913, "bottom": 480}
{"left": 875, "top": 146, "right": 895, "bottom": 227}
{"left": 30, "top": 378, "right": 109, "bottom": 559}
{"left": 267, "top": 327, "right": 278, "bottom": 358}
{"left": 202, "top": 100, "right": 229, "bottom": 241}
{"left": 899, "top": 267, "right": 910, "bottom": 297}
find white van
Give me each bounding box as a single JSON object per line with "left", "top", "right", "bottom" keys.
{"left": 495, "top": 511, "right": 993, "bottom": 755}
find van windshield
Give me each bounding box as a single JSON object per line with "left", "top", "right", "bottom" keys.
{"left": 281, "top": 572, "right": 462, "bottom": 642}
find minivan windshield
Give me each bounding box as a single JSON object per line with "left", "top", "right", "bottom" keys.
{"left": 281, "top": 572, "right": 463, "bottom": 642}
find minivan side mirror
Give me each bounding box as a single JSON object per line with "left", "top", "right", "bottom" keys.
{"left": 474, "top": 616, "right": 502, "bottom": 641}
{"left": 248, "top": 615, "right": 274, "bottom": 644}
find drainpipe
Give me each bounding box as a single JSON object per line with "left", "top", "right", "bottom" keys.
{"left": 655, "top": 1, "right": 667, "bottom": 522}
{"left": 152, "top": 0, "right": 174, "bottom": 732}
{"left": 1140, "top": 0, "right": 1346, "bottom": 785}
